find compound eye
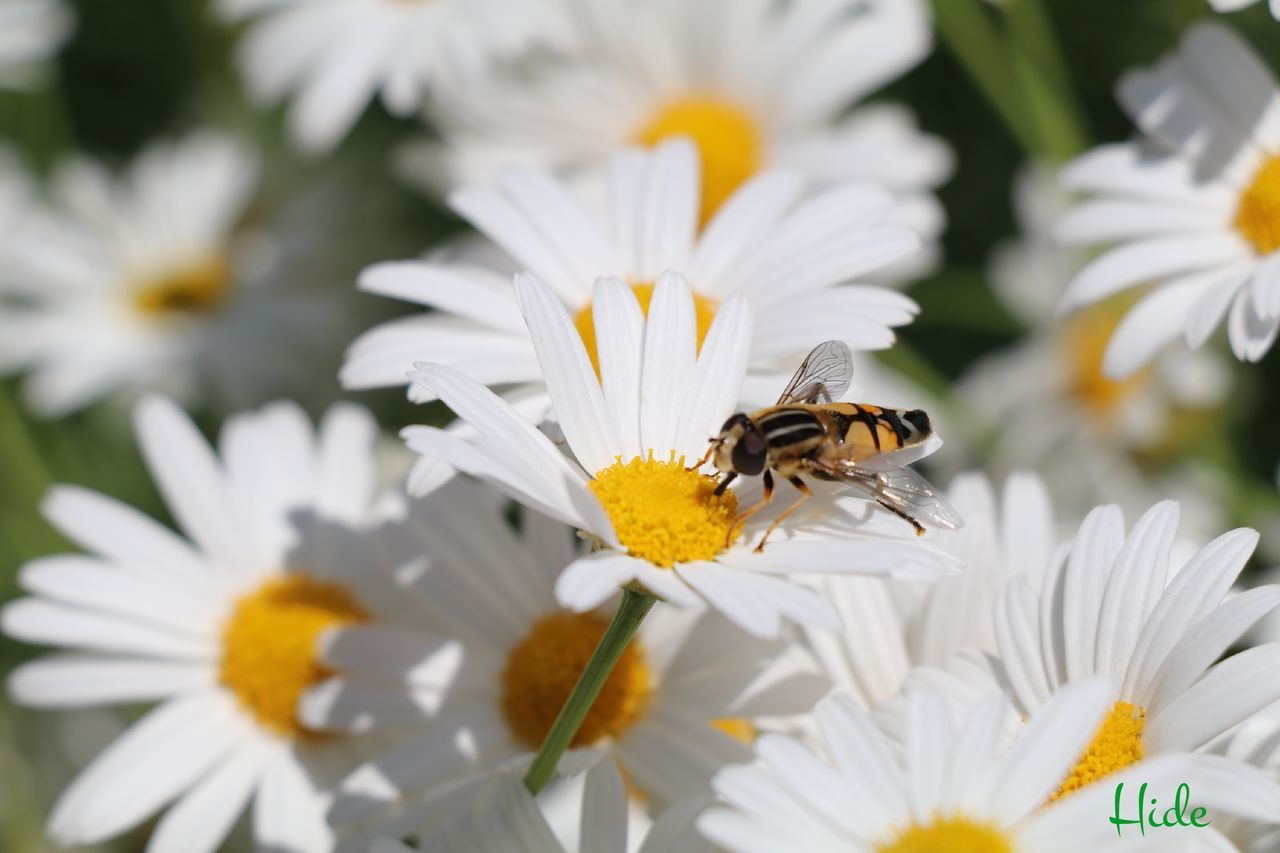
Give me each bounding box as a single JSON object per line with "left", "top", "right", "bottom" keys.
{"left": 731, "top": 429, "right": 768, "bottom": 475}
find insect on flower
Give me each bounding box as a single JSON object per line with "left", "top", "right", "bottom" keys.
{"left": 701, "top": 340, "right": 962, "bottom": 551}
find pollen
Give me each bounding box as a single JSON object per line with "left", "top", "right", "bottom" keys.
{"left": 635, "top": 96, "right": 762, "bottom": 225}
{"left": 1062, "top": 296, "right": 1150, "bottom": 416}
{"left": 1235, "top": 154, "right": 1280, "bottom": 255}
{"left": 588, "top": 452, "right": 739, "bottom": 568}
{"left": 500, "top": 611, "right": 652, "bottom": 749}
{"left": 1051, "top": 700, "right": 1145, "bottom": 801}
{"left": 133, "top": 255, "right": 233, "bottom": 317}
{"left": 876, "top": 814, "right": 1014, "bottom": 853}
{"left": 219, "top": 574, "right": 369, "bottom": 739}
{"left": 573, "top": 282, "right": 720, "bottom": 378}
{"left": 711, "top": 717, "right": 757, "bottom": 744}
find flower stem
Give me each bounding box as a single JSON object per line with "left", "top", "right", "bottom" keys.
{"left": 523, "top": 587, "right": 656, "bottom": 795}
{"left": 928, "top": 0, "right": 1041, "bottom": 157}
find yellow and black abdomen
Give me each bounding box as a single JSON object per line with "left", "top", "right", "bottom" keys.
{"left": 822, "top": 403, "right": 932, "bottom": 459}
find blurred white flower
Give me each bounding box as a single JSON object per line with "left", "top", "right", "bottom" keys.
{"left": 1, "top": 396, "right": 403, "bottom": 852}
{"left": 0, "top": 0, "right": 71, "bottom": 89}
{"left": 306, "top": 480, "right": 827, "bottom": 837}
{"left": 404, "top": 0, "right": 949, "bottom": 271}
{"left": 1209, "top": 0, "right": 1280, "bottom": 18}
{"left": 0, "top": 132, "right": 346, "bottom": 416}
{"left": 965, "top": 165, "right": 1231, "bottom": 519}
{"left": 1059, "top": 23, "right": 1280, "bottom": 372}
{"left": 807, "top": 471, "right": 1054, "bottom": 710}
{"left": 915, "top": 500, "right": 1280, "bottom": 813}
{"left": 700, "top": 682, "right": 1276, "bottom": 852}
{"left": 220, "top": 0, "right": 571, "bottom": 153}
{"left": 367, "top": 756, "right": 709, "bottom": 853}
{"left": 405, "top": 271, "right": 961, "bottom": 637}
{"left": 344, "top": 140, "right": 921, "bottom": 411}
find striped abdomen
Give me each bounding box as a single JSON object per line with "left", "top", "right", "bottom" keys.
{"left": 820, "top": 403, "right": 932, "bottom": 458}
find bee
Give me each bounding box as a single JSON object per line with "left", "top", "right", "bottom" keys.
{"left": 702, "top": 340, "right": 961, "bottom": 552}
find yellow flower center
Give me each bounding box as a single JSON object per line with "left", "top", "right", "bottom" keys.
{"left": 1235, "top": 154, "right": 1280, "bottom": 255}
{"left": 132, "top": 255, "right": 233, "bottom": 317}
{"left": 635, "top": 96, "right": 762, "bottom": 225}
{"left": 1051, "top": 701, "right": 1145, "bottom": 801}
{"left": 588, "top": 452, "right": 739, "bottom": 568}
{"left": 219, "top": 574, "right": 369, "bottom": 739}
{"left": 711, "top": 717, "right": 757, "bottom": 744}
{"left": 500, "top": 612, "right": 652, "bottom": 749}
{"left": 573, "top": 282, "right": 720, "bottom": 378}
{"left": 1062, "top": 295, "right": 1150, "bottom": 416}
{"left": 876, "top": 815, "right": 1014, "bottom": 853}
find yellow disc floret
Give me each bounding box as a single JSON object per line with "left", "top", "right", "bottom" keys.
{"left": 1063, "top": 296, "right": 1150, "bottom": 417}
{"left": 133, "top": 255, "right": 233, "bottom": 317}
{"left": 1052, "top": 700, "right": 1145, "bottom": 801}
{"left": 589, "top": 452, "right": 739, "bottom": 568}
{"left": 574, "top": 282, "right": 720, "bottom": 378}
{"left": 219, "top": 573, "right": 369, "bottom": 739}
{"left": 635, "top": 96, "right": 762, "bottom": 225}
{"left": 876, "top": 815, "right": 1015, "bottom": 853}
{"left": 711, "top": 717, "right": 757, "bottom": 744}
{"left": 1235, "top": 154, "right": 1280, "bottom": 255}
{"left": 500, "top": 612, "right": 652, "bottom": 749}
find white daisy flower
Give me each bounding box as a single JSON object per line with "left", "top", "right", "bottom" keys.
{"left": 2, "top": 395, "right": 404, "bottom": 852}
{"left": 305, "top": 480, "right": 827, "bottom": 830}
{"left": 344, "top": 139, "right": 920, "bottom": 418}
{"left": 0, "top": 0, "right": 72, "bottom": 90}
{"left": 936, "top": 500, "right": 1280, "bottom": 806}
{"left": 699, "top": 683, "right": 1280, "bottom": 852}
{"left": 966, "top": 165, "right": 1230, "bottom": 516}
{"left": 1209, "top": 0, "right": 1280, "bottom": 19}
{"left": 1058, "top": 22, "right": 1280, "bottom": 373}
{"left": 404, "top": 270, "right": 961, "bottom": 637}
{"left": 368, "top": 756, "right": 709, "bottom": 853}
{"left": 219, "top": 0, "right": 571, "bottom": 153}
{"left": 808, "top": 471, "right": 1054, "bottom": 710}
{"left": 405, "top": 0, "right": 949, "bottom": 259}
{"left": 0, "top": 132, "right": 345, "bottom": 416}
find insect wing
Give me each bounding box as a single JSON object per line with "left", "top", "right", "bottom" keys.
{"left": 832, "top": 462, "right": 963, "bottom": 532}
{"left": 776, "top": 340, "right": 853, "bottom": 405}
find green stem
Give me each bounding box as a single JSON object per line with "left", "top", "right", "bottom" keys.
{"left": 928, "top": 0, "right": 1042, "bottom": 157}
{"left": 523, "top": 587, "right": 656, "bottom": 795}
{"left": 1005, "top": 0, "right": 1090, "bottom": 160}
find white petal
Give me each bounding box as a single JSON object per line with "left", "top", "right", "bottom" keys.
{"left": 252, "top": 745, "right": 332, "bottom": 852}
{"left": 579, "top": 760, "right": 628, "bottom": 852}
{"left": 1061, "top": 234, "right": 1247, "bottom": 314}
{"left": 147, "top": 742, "right": 264, "bottom": 853}
{"left": 514, "top": 271, "right": 619, "bottom": 476}
{"left": 2, "top": 598, "right": 215, "bottom": 659}
{"left": 1146, "top": 642, "right": 1280, "bottom": 752}
{"left": 554, "top": 553, "right": 646, "bottom": 612}
{"left": 1102, "top": 272, "right": 1225, "bottom": 378}
{"left": 40, "top": 486, "right": 207, "bottom": 583}
{"left": 592, "top": 275, "right": 645, "bottom": 461}
{"left": 8, "top": 655, "right": 212, "bottom": 708}
{"left": 639, "top": 271, "right": 696, "bottom": 454}
{"left": 48, "top": 692, "right": 250, "bottom": 845}
{"left": 134, "top": 395, "right": 257, "bottom": 575}
{"left": 988, "top": 679, "right": 1113, "bottom": 823}
{"left": 675, "top": 293, "right": 751, "bottom": 461}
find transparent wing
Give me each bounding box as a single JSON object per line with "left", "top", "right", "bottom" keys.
{"left": 776, "top": 340, "right": 853, "bottom": 405}
{"left": 823, "top": 460, "right": 963, "bottom": 532}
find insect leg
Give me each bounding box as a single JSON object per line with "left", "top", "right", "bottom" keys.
{"left": 713, "top": 471, "right": 738, "bottom": 496}
{"left": 753, "top": 477, "right": 812, "bottom": 553}
{"left": 875, "top": 498, "right": 926, "bottom": 536}
{"left": 687, "top": 442, "right": 716, "bottom": 471}
{"left": 727, "top": 469, "right": 774, "bottom": 546}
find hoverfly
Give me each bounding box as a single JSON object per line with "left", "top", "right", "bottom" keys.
{"left": 702, "top": 340, "right": 961, "bottom": 552}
